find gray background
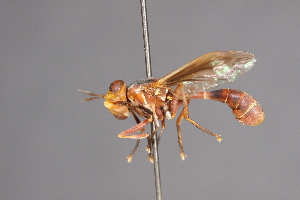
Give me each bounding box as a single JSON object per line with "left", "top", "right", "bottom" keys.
{"left": 1, "top": 1, "right": 299, "bottom": 199}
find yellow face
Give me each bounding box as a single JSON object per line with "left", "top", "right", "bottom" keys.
{"left": 104, "top": 80, "right": 130, "bottom": 120}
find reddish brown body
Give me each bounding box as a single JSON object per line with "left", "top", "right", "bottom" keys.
{"left": 80, "top": 51, "right": 265, "bottom": 162}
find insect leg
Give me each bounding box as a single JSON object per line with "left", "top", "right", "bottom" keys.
{"left": 146, "top": 104, "right": 161, "bottom": 163}
{"left": 146, "top": 126, "right": 158, "bottom": 163}
{"left": 126, "top": 139, "right": 141, "bottom": 163}
{"left": 176, "top": 107, "right": 187, "bottom": 160}
{"left": 126, "top": 111, "right": 145, "bottom": 162}
{"left": 181, "top": 88, "right": 222, "bottom": 142}
{"left": 170, "top": 84, "right": 183, "bottom": 119}
{"left": 171, "top": 84, "right": 188, "bottom": 160}
{"left": 157, "top": 118, "right": 165, "bottom": 144}
{"left": 118, "top": 118, "right": 150, "bottom": 139}
{"left": 184, "top": 116, "right": 222, "bottom": 142}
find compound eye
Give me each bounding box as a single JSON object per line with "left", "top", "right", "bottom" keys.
{"left": 109, "top": 80, "right": 125, "bottom": 92}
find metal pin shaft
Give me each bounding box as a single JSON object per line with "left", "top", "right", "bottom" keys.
{"left": 140, "top": 1, "right": 162, "bottom": 199}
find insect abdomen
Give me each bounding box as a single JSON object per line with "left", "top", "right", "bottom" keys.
{"left": 196, "top": 89, "right": 265, "bottom": 126}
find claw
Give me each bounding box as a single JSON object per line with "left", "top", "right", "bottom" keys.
{"left": 180, "top": 152, "right": 187, "bottom": 160}
{"left": 148, "top": 155, "right": 154, "bottom": 163}
{"left": 126, "top": 155, "right": 133, "bottom": 163}
{"left": 216, "top": 135, "right": 222, "bottom": 142}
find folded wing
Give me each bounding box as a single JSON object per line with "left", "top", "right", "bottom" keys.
{"left": 153, "top": 51, "right": 256, "bottom": 95}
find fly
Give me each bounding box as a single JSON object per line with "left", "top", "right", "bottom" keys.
{"left": 79, "top": 51, "right": 265, "bottom": 162}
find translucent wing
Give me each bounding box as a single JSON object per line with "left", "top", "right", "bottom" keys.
{"left": 153, "top": 51, "right": 256, "bottom": 95}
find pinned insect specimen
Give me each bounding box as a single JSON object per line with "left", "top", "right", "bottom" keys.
{"left": 80, "top": 51, "right": 265, "bottom": 162}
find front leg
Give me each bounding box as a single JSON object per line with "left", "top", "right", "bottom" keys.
{"left": 126, "top": 111, "right": 146, "bottom": 162}
{"left": 118, "top": 118, "right": 151, "bottom": 139}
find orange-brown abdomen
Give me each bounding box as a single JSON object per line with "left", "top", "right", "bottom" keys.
{"left": 194, "top": 89, "right": 265, "bottom": 126}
